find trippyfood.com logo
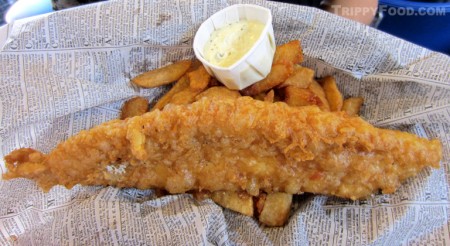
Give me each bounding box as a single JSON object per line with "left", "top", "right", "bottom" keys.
{"left": 329, "top": 5, "right": 447, "bottom": 17}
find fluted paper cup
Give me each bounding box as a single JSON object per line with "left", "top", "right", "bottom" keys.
{"left": 193, "top": 4, "right": 275, "bottom": 90}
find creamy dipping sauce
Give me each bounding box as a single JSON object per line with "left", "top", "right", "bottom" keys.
{"left": 203, "top": 20, "right": 265, "bottom": 67}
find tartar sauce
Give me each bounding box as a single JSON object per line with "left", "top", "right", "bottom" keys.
{"left": 204, "top": 20, "right": 265, "bottom": 67}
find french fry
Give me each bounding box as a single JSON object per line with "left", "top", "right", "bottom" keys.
{"left": 308, "top": 80, "right": 330, "bottom": 111}
{"left": 195, "top": 86, "right": 241, "bottom": 101}
{"left": 152, "top": 74, "right": 190, "bottom": 110}
{"left": 255, "top": 193, "right": 266, "bottom": 215}
{"left": 208, "top": 77, "right": 222, "bottom": 87}
{"left": 273, "top": 91, "right": 282, "bottom": 102}
{"left": 211, "top": 191, "right": 254, "bottom": 217}
{"left": 132, "top": 60, "right": 192, "bottom": 88}
{"left": 273, "top": 40, "right": 303, "bottom": 65}
{"left": 252, "top": 92, "right": 266, "bottom": 101}
{"left": 258, "top": 193, "right": 293, "bottom": 227}
{"left": 241, "top": 63, "right": 293, "bottom": 96}
{"left": 192, "top": 190, "right": 211, "bottom": 201}
{"left": 278, "top": 65, "right": 314, "bottom": 89}
{"left": 120, "top": 96, "right": 149, "bottom": 119}
{"left": 188, "top": 65, "right": 211, "bottom": 91}
{"left": 168, "top": 88, "right": 201, "bottom": 105}
{"left": 342, "top": 97, "right": 364, "bottom": 116}
{"left": 321, "top": 76, "right": 343, "bottom": 112}
{"left": 253, "top": 90, "right": 275, "bottom": 102}
{"left": 284, "top": 86, "right": 322, "bottom": 107}
{"left": 264, "top": 90, "right": 275, "bottom": 103}
{"left": 187, "top": 59, "right": 202, "bottom": 73}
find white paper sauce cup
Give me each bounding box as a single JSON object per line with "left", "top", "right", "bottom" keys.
{"left": 193, "top": 4, "right": 275, "bottom": 90}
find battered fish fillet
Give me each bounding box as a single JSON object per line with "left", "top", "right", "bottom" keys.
{"left": 3, "top": 97, "right": 442, "bottom": 200}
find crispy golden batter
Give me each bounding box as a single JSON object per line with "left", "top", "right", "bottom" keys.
{"left": 3, "top": 97, "right": 441, "bottom": 200}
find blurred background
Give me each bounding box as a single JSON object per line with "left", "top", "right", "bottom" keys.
{"left": 0, "top": 0, "right": 449, "bottom": 55}
{"left": 0, "top": 0, "right": 14, "bottom": 25}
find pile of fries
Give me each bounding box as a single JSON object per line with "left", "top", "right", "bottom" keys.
{"left": 121, "top": 40, "right": 364, "bottom": 226}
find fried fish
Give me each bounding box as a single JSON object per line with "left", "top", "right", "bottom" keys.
{"left": 3, "top": 97, "right": 442, "bottom": 200}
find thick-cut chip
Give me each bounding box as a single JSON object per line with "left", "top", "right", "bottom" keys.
{"left": 253, "top": 90, "right": 275, "bottom": 102}
{"left": 192, "top": 190, "right": 211, "bottom": 201}
{"left": 208, "top": 77, "right": 222, "bottom": 87}
{"left": 187, "top": 59, "right": 202, "bottom": 73}
{"left": 308, "top": 80, "right": 330, "bottom": 111}
{"left": 189, "top": 65, "right": 211, "bottom": 91}
{"left": 321, "top": 76, "right": 343, "bottom": 112}
{"left": 284, "top": 86, "right": 322, "bottom": 107}
{"left": 195, "top": 86, "right": 241, "bottom": 101}
{"left": 278, "top": 65, "right": 314, "bottom": 89}
{"left": 132, "top": 60, "right": 192, "bottom": 88}
{"left": 252, "top": 92, "right": 266, "bottom": 101}
{"left": 258, "top": 193, "right": 293, "bottom": 227}
{"left": 241, "top": 64, "right": 293, "bottom": 96}
{"left": 273, "top": 91, "right": 282, "bottom": 102}
{"left": 255, "top": 193, "right": 266, "bottom": 215}
{"left": 342, "top": 97, "right": 364, "bottom": 116}
{"left": 211, "top": 191, "right": 254, "bottom": 217}
{"left": 168, "top": 88, "right": 201, "bottom": 105}
{"left": 264, "top": 90, "right": 275, "bottom": 103}
{"left": 273, "top": 40, "right": 303, "bottom": 65}
{"left": 120, "top": 96, "right": 149, "bottom": 119}
{"left": 152, "top": 75, "right": 190, "bottom": 110}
